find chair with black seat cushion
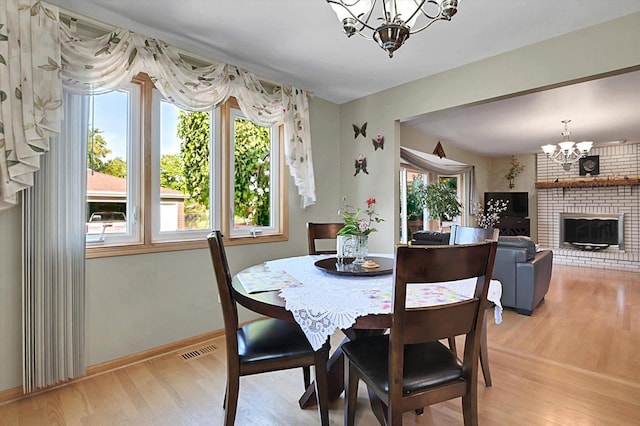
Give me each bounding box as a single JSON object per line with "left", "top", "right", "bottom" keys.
{"left": 207, "top": 231, "right": 330, "bottom": 426}
{"left": 449, "top": 225, "right": 500, "bottom": 387}
{"left": 307, "top": 222, "right": 344, "bottom": 255}
{"left": 449, "top": 225, "right": 499, "bottom": 387}
{"left": 343, "top": 241, "right": 498, "bottom": 426}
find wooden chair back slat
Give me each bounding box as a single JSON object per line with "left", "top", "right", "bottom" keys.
{"left": 307, "top": 222, "right": 343, "bottom": 255}
{"left": 403, "top": 300, "right": 479, "bottom": 344}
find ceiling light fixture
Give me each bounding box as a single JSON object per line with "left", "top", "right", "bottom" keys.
{"left": 541, "top": 120, "right": 593, "bottom": 171}
{"left": 326, "top": 0, "right": 458, "bottom": 58}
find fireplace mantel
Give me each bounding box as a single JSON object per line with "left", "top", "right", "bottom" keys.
{"left": 535, "top": 176, "right": 640, "bottom": 189}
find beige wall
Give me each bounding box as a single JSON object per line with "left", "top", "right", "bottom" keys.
{"left": 338, "top": 12, "right": 640, "bottom": 252}
{"left": 401, "top": 130, "right": 539, "bottom": 240}
{"left": 0, "top": 96, "right": 342, "bottom": 391}
{"left": 399, "top": 125, "right": 493, "bottom": 225}
{"left": 487, "top": 154, "right": 538, "bottom": 241}
{"left": 0, "top": 206, "right": 22, "bottom": 391}
{"left": 1, "top": 12, "right": 639, "bottom": 394}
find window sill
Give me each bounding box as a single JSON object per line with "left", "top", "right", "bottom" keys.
{"left": 223, "top": 233, "right": 288, "bottom": 246}
{"left": 86, "top": 240, "right": 208, "bottom": 259}
{"left": 85, "top": 233, "right": 289, "bottom": 258}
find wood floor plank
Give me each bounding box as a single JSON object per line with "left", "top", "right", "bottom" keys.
{"left": 1, "top": 264, "right": 639, "bottom": 425}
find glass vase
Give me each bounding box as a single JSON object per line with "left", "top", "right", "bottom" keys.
{"left": 351, "top": 234, "right": 368, "bottom": 265}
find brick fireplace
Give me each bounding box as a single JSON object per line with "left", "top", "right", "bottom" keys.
{"left": 536, "top": 143, "right": 639, "bottom": 271}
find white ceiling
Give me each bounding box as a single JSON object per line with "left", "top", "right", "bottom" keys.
{"left": 49, "top": 0, "right": 640, "bottom": 155}
{"left": 402, "top": 70, "right": 640, "bottom": 155}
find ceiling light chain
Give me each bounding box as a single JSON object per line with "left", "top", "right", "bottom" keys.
{"left": 541, "top": 120, "right": 593, "bottom": 171}
{"left": 326, "top": 0, "right": 458, "bottom": 58}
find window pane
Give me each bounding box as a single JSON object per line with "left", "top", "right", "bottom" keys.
{"left": 159, "top": 102, "right": 211, "bottom": 231}
{"left": 232, "top": 116, "right": 272, "bottom": 229}
{"left": 86, "top": 91, "right": 130, "bottom": 238}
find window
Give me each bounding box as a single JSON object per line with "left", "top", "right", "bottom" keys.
{"left": 438, "top": 175, "right": 464, "bottom": 227}
{"left": 85, "top": 82, "right": 141, "bottom": 246}
{"left": 222, "top": 98, "right": 287, "bottom": 244}
{"left": 85, "top": 76, "right": 287, "bottom": 257}
{"left": 151, "top": 90, "right": 214, "bottom": 242}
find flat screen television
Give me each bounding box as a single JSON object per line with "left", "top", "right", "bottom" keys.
{"left": 484, "top": 192, "right": 529, "bottom": 218}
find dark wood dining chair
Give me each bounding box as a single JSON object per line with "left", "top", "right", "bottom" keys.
{"left": 207, "top": 231, "right": 330, "bottom": 425}
{"left": 342, "top": 241, "right": 498, "bottom": 426}
{"left": 449, "top": 224, "right": 499, "bottom": 387}
{"left": 307, "top": 222, "right": 343, "bottom": 255}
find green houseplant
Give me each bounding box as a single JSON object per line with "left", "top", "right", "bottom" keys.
{"left": 414, "top": 181, "right": 462, "bottom": 232}
{"left": 406, "top": 178, "right": 424, "bottom": 221}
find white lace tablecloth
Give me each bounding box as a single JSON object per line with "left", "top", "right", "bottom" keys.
{"left": 265, "top": 255, "right": 502, "bottom": 350}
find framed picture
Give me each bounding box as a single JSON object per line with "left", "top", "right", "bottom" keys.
{"left": 439, "top": 176, "right": 458, "bottom": 192}
{"left": 579, "top": 155, "right": 599, "bottom": 176}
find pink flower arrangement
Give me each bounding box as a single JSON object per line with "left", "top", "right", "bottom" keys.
{"left": 338, "top": 197, "right": 384, "bottom": 236}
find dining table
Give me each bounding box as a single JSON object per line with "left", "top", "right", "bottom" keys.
{"left": 231, "top": 253, "right": 503, "bottom": 409}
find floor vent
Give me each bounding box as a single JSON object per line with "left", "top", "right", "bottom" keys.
{"left": 177, "top": 344, "right": 217, "bottom": 360}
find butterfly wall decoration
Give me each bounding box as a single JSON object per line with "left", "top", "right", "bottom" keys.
{"left": 354, "top": 154, "right": 369, "bottom": 176}
{"left": 353, "top": 122, "right": 367, "bottom": 139}
{"left": 372, "top": 134, "right": 384, "bottom": 150}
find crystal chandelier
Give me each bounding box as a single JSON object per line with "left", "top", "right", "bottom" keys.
{"left": 541, "top": 120, "right": 593, "bottom": 171}
{"left": 326, "top": 0, "right": 459, "bottom": 58}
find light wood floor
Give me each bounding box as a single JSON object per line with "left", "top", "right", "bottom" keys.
{"left": 1, "top": 264, "right": 639, "bottom": 425}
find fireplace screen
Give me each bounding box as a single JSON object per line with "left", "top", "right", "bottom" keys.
{"left": 560, "top": 213, "right": 624, "bottom": 250}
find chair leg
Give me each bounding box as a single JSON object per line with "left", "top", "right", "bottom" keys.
{"left": 344, "top": 357, "right": 359, "bottom": 426}
{"left": 479, "top": 312, "right": 492, "bottom": 387}
{"left": 224, "top": 375, "right": 240, "bottom": 426}
{"left": 314, "top": 350, "right": 330, "bottom": 426}
{"left": 461, "top": 391, "right": 479, "bottom": 426}
{"left": 448, "top": 336, "right": 457, "bottom": 355}
{"left": 303, "top": 366, "right": 311, "bottom": 389}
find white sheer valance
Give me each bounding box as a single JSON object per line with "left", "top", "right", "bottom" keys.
{"left": 401, "top": 146, "right": 473, "bottom": 175}
{"left": 0, "top": 1, "right": 316, "bottom": 208}
{"left": 59, "top": 24, "right": 316, "bottom": 207}
{"left": 401, "top": 146, "right": 478, "bottom": 213}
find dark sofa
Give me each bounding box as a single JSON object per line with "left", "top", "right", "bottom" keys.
{"left": 411, "top": 230, "right": 450, "bottom": 245}
{"left": 493, "top": 236, "right": 553, "bottom": 315}
{"left": 412, "top": 231, "right": 553, "bottom": 315}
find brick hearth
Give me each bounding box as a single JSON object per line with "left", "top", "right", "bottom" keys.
{"left": 536, "top": 143, "right": 639, "bottom": 271}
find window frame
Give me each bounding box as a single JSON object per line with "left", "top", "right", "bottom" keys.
{"left": 150, "top": 89, "right": 215, "bottom": 243}
{"left": 85, "top": 80, "right": 142, "bottom": 248}
{"left": 221, "top": 97, "right": 288, "bottom": 246}
{"left": 86, "top": 76, "right": 288, "bottom": 258}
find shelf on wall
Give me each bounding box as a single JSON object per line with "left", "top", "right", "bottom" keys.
{"left": 535, "top": 176, "right": 640, "bottom": 189}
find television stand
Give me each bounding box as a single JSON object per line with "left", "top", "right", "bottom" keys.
{"left": 497, "top": 217, "right": 530, "bottom": 237}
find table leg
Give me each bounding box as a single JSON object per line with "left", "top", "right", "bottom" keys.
{"left": 298, "top": 329, "right": 386, "bottom": 408}
{"left": 298, "top": 336, "right": 347, "bottom": 408}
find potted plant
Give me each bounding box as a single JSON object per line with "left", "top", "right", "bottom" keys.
{"left": 505, "top": 155, "right": 525, "bottom": 188}
{"left": 414, "top": 181, "right": 462, "bottom": 232}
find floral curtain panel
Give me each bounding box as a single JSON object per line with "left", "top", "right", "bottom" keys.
{"left": 60, "top": 25, "right": 316, "bottom": 207}
{"left": 0, "top": 1, "right": 316, "bottom": 209}
{"left": 0, "top": 0, "right": 63, "bottom": 209}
